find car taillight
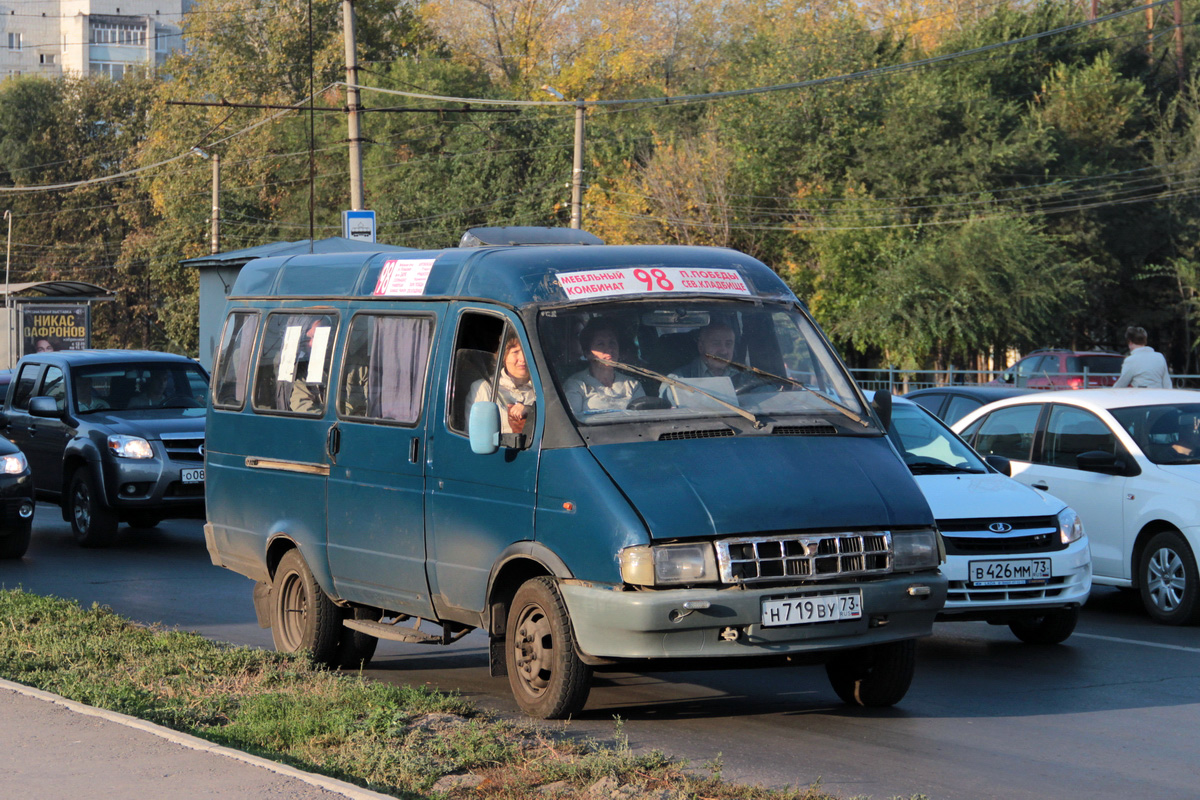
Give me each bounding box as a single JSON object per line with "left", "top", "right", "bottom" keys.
{"left": 1068, "top": 376, "right": 1083, "bottom": 389}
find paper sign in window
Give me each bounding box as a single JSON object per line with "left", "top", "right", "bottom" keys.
{"left": 305, "top": 326, "right": 331, "bottom": 383}
{"left": 277, "top": 325, "right": 302, "bottom": 383}
{"left": 374, "top": 259, "right": 436, "bottom": 296}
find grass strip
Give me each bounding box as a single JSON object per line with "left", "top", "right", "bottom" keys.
{"left": 0, "top": 588, "right": 868, "bottom": 799}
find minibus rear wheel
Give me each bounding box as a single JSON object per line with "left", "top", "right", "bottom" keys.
{"left": 272, "top": 549, "right": 342, "bottom": 666}
{"left": 824, "top": 639, "right": 915, "bottom": 707}
{"left": 506, "top": 577, "right": 592, "bottom": 719}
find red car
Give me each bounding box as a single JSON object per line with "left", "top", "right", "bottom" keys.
{"left": 991, "top": 349, "right": 1124, "bottom": 389}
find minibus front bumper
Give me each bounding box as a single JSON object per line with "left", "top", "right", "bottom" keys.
{"left": 558, "top": 572, "right": 947, "bottom": 663}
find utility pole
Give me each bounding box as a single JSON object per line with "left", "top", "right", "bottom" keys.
{"left": 210, "top": 152, "right": 221, "bottom": 255}
{"left": 571, "top": 100, "right": 584, "bottom": 230}
{"left": 1175, "top": 0, "right": 1186, "bottom": 92}
{"left": 3, "top": 209, "right": 11, "bottom": 366}
{"left": 343, "top": 0, "right": 364, "bottom": 210}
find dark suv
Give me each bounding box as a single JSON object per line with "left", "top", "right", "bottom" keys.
{"left": 0, "top": 350, "right": 208, "bottom": 547}
{"left": 990, "top": 349, "right": 1123, "bottom": 389}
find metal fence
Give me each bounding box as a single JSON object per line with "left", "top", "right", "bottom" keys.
{"left": 849, "top": 367, "right": 1200, "bottom": 394}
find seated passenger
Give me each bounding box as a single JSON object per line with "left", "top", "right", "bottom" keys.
{"left": 75, "top": 380, "right": 110, "bottom": 412}
{"left": 470, "top": 334, "right": 535, "bottom": 434}
{"left": 129, "top": 372, "right": 169, "bottom": 408}
{"left": 1171, "top": 413, "right": 1200, "bottom": 457}
{"left": 564, "top": 319, "right": 644, "bottom": 414}
{"left": 668, "top": 321, "right": 749, "bottom": 388}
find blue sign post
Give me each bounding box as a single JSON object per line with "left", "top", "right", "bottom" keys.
{"left": 342, "top": 210, "right": 377, "bottom": 243}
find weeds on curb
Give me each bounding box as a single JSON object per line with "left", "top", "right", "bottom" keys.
{"left": 0, "top": 589, "right": 871, "bottom": 800}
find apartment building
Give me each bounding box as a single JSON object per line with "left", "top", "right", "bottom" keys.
{"left": 1, "top": 0, "right": 186, "bottom": 80}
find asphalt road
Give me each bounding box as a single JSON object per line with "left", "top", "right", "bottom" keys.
{"left": 3, "top": 508, "right": 1199, "bottom": 800}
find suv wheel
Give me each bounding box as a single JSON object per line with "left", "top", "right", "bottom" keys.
{"left": 69, "top": 467, "right": 118, "bottom": 548}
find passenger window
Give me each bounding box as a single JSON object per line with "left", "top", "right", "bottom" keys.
{"left": 1042, "top": 406, "right": 1117, "bottom": 469}
{"left": 11, "top": 364, "right": 39, "bottom": 410}
{"left": 973, "top": 405, "right": 1040, "bottom": 461}
{"left": 337, "top": 314, "right": 433, "bottom": 425}
{"left": 213, "top": 312, "right": 258, "bottom": 410}
{"left": 1014, "top": 356, "right": 1044, "bottom": 387}
{"left": 448, "top": 312, "right": 535, "bottom": 437}
{"left": 943, "top": 396, "right": 981, "bottom": 425}
{"left": 41, "top": 366, "right": 66, "bottom": 412}
{"left": 252, "top": 312, "right": 336, "bottom": 416}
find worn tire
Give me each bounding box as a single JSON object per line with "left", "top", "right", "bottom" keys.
{"left": 505, "top": 576, "right": 592, "bottom": 719}
{"left": 336, "top": 606, "right": 381, "bottom": 670}
{"left": 271, "top": 549, "right": 343, "bottom": 666}
{"left": 1140, "top": 531, "right": 1200, "bottom": 625}
{"left": 1008, "top": 608, "right": 1078, "bottom": 644}
{"left": 69, "top": 467, "right": 118, "bottom": 548}
{"left": 825, "top": 639, "right": 916, "bottom": 707}
{"left": 0, "top": 522, "right": 31, "bottom": 559}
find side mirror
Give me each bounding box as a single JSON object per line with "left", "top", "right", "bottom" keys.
{"left": 29, "top": 396, "right": 63, "bottom": 419}
{"left": 468, "top": 401, "right": 501, "bottom": 455}
{"left": 1076, "top": 450, "right": 1123, "bottom": 474}
{"left": 984, "top": 454, "right": 1012, "bottom": 476}
{"left": 1002, "top": 372, "right": 1014, "bottom": 384}
{"left": 870, "top": 389, "right": 892, "bottom": 433}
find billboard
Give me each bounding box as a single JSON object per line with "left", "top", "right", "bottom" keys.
{"left": 22, "top": 304, "right": 90, "bottom": 354}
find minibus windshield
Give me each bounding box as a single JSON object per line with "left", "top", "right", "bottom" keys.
{"left": 538, "top": 300, "right": 868, "bottom": 427}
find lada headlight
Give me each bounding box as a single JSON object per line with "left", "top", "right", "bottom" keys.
{"left": 0, "top": 452, "right": 27, "bottom": 474}
{"left": 108, "top": 435, "right": 154, "bottom": 459}
{"left": 892, "top": 528, "right": 941, "bottom": 572}
{"left": 1057, "top": 508, "right": 1084, "bottom": 545}
{"left": 619, "top": 543, "right": 719, "bottom": 586}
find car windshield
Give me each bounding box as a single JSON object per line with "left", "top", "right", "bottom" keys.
{"left": 537, "top": 300, "right": 868, "bottom": 428}
{"left": 73, "top": 363, "right": 210, "bottom": 414}
{"left": 1110, "top": 403, "right": 1200, "bottom": 465}
{"left": 887, "top": 401, "right": 988, "bottom": 473}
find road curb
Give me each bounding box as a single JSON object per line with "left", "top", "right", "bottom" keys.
{"left": 0, "top": 677, "right": 398, "bottom": 800}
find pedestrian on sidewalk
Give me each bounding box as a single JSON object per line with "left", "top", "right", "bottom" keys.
{"left": 1114, "top": 326, "right": 1172, "bottom": 388}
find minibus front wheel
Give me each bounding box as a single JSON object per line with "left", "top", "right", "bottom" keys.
{"left": 824, "top": 639, "right": 916, "bottom": 707}
{"left": 506, "top": 577, "right": 592, "bottom": 719}
{"left": 272, "top": 548, "right": 342, "bottom": 666}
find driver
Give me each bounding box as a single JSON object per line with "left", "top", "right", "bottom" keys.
{"left": 668, "top": 321, "right": 749, "bottom": 388}
{"left": 564, "top": 319, "right": 644, "bottom": 414}
{"left": 130, "top": 371, "right": 170, "bottom": 408}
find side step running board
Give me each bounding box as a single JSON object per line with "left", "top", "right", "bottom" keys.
{"left": 343, "top": 618, "right": 442, "bottom": 644}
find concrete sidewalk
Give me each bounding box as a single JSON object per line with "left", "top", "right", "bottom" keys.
{"left": 0, "top": 679, "right": 396, "bottom": 800}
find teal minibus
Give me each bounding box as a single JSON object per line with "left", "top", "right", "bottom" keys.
{"left": 204, "top": 227, "right": 946, "bottom": 718}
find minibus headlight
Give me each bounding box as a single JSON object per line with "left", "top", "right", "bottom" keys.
{"left": 1057, "top": 507, "right": 1084, "bottom": 545}
{"left": 892, "top": 528, "right": 940, "bottom": 572}
{"left": 108, "top": 435, "right": 154, "bottom": 459}
{"left": 0, "top": 452, "right": 27, "bottom": 474}
{"left": 619, "top": 543, "right": 719, "bottom": 586}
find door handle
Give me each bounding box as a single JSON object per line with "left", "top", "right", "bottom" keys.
{"left": 326, "top": 424, "right": 340, "bottom": 460}
{"left": 1031, "top": 481, "right": 1049, "bottom": 491}
{"left": 409, "top": 436, "right": 420, "bottom": 464}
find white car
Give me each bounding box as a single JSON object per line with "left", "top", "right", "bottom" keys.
{"left": 880, "top": 394, "right": 1092, "bottom": 643}
{"left": 954, "top": 389, "right": 1200, "bottom": 625}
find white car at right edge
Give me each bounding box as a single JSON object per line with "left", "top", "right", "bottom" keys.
{"left": 954, "top": 389, "right": 1200, "bottom": 625}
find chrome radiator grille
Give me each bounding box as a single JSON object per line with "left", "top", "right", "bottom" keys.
{"left": 716, "top": 531, "right": 892, "bottom": 584}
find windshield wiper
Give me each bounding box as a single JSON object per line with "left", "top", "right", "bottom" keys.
{"left": 906, "top": 460, "right": 984, "bottom": 474}
{"left": 705, "top": 354, "right": 869, "bottom": 428}
{"left": 593, "top": 357, "right": 765, "bottom": 429}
